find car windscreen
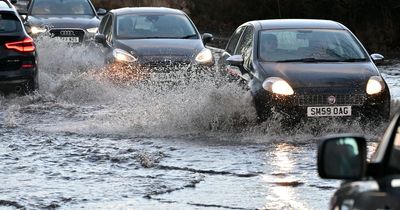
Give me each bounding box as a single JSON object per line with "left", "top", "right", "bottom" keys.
{"left": 258, "top": 29, "right": 368, "bottom": 62}
{"left": 0, "top": 13, "right": 22, "bottom": 33}
{"left": 0, "top": 1, "right": 10, "bottom": 8}
{"left": 31, "top": 0, "right": 94, "bottom": 16}
{"left": 116, "top": 14, "right": 198, "bottom": 39}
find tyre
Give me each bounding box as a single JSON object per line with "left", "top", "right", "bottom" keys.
{"left": 22, "top": 79, "right": 37, "bottom": 95}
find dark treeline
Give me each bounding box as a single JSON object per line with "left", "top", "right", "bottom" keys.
{"left": 92, "top": 0, "right": 400, "bottom": 55}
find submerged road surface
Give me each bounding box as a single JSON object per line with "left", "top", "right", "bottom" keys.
{"left": 0, "top": 38, "right": 396, "bottom": 210}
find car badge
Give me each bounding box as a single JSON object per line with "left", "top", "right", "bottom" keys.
{"left": 60, "top": 30, "right": 75, "bottom": 36}
{"left": 327, "top": 96, "right": 336, "bottom": 105}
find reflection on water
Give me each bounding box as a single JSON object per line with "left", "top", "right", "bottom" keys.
{"left": 262, "top": 143, "right": 310, "bottom": 209}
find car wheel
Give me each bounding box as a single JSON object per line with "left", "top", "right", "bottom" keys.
{"left": 253, "top": 94, "right": 272, "bottom": 121}
{"left": 22, "top": 79, "right": 37, "bottom": 95}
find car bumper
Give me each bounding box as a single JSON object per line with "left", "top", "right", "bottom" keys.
{"left": 255, "top": 90, "right": 390, "bottom": 121}
{"left": 0, "top": 68, "right": 37, "bottom": 87}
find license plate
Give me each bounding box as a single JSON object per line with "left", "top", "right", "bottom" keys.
{"left": 307, "top": 106, "right": 352, "bottom": 117}
{"left": 150, "top": 73, "right": 185, "bottom": 81}
{"left": 55, "top": 37, "right": 80, "bottom": 43}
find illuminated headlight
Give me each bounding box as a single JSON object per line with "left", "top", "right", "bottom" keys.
{"left": 262, "top": 77, "right": 294, "bottom": 95}
{"left": 87, "top": 27, "right": 98, "bottom": 34}
{"left": 195, "top": 48, "right": 213, "bottom": 65}
{"left": 366, "top": 76, "right": 384, "bottom": 95}
{"left": 113, "top": 49, "right": 137, "bottom": 63}
{"left": 31, "top": 26, "right": 47, "bottom": 34}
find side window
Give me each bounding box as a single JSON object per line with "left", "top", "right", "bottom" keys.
{"left": 103, "top": 15, "right": 113, "bottom": 43}
{"left": 98, "top": 14, "right": 110, "bottom": 34}
{"left": 226, "top": 26, "right": 245, "bottom": 55}
{"left": 235, "top": 26, "right": 254, "bottom": 55}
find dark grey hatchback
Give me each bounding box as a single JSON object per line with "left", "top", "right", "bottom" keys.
{"left": 94, "top": 7, "right": 214, "bottom": 82}
{"left": 219, "top": 19, "right": 390, "bottom": 123}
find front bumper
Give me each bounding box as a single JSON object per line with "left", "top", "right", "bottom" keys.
{"left": 103, "top": 60, "right": 213, "bottom": 83}
{"left": 254, "top": 90, "right": 390, "bottom": 121}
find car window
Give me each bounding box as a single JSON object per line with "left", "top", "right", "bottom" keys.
{"left": 235, "top": 26, "right": 254, "bottom": 55}
{"left": 115, "top": 14, "right": 197, "bottom": 39}
{"left": 0, "top": 13, "right": 22, "bottom": 33}
{"left": 258, "top": 29, "right": 368, "bottom": 62}
{"left": 31, "top": 0, "right": 94, "bottom": 16}
{"left": 0, "top": 1, "right": 10, "bottom": 8}
{"left": 389, "top": 126, "right": 400, "bottom": 173}
{"left": 226, "top": 26, "right": 245, "bottom": 55}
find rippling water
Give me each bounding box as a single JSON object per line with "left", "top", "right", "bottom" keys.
{"left": 0, "top": 37, "right": 397, "bottom": 210}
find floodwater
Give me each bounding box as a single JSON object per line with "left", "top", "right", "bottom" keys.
{"left": 0, "top": 38, "right": 397, "bottom": 210}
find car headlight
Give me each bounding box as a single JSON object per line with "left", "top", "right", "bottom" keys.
{"left": 195, "top": 48, "right": 213, "bottom": 65}
{"left": 262, "top": 77, "right": 294, "bottom": 95}
{"left": 31, "top": 26, "right": 47, "bottom": 34}
{"left": 113, "top": 49, "right": 137, "bottom": 63}
{"left": 366, "top": 76, "right": 384, "bottom": 95}
{"left": 87, "top": 27, "right": 98, "bottom": 34}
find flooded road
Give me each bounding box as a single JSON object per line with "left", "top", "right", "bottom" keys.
{"left": 0, "top": 38, "right": 396, "bottom": 210}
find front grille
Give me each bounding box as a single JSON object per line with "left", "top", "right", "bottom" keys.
{"left": 297, "top": 94, "right": 366, "bottom": 106}
{"left": 141, "top": 59, "right": 191, "bottom": 73}
{"left": 49, "top": 29, "right": 85, "bottom": 42}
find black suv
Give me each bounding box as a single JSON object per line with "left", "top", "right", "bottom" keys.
{"left": 22, "top": 0, "right": 106, "bottom": 43}
{"left": 318, "top": 111, "right": 400, "bottom": 210}
{"left": 0, "top": 7, "right": 38, "bottom": 93}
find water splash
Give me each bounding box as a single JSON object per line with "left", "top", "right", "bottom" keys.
{"left": 0, "top": 37, "right": 392, "bottom": 142}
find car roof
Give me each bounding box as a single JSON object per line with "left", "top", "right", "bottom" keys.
{"left": 110, "top": 7, "right": 186, "bottom": 16}
{"left": 247, "top": 19, "right": 346, "bottom": 30}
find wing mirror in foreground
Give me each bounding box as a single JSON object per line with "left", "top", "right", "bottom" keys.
{"left": 318, "top": 135, "right": 367, "bottom": 180}
{"left": 371, "top": 53, "right": 384, "bottom": 65}
{"left": 202, "top": 33, "right": 213, "bottom": 45}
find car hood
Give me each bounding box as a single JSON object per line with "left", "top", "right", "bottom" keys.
{"left": 27, "top": 15, "right": 100, "bottom": 29}
{"left": 259, "top": 62, "right": 379, "bottom": 90}
{"left": 115, "top": 39, "right": 204, "bottom": 59}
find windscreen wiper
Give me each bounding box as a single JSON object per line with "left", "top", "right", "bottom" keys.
{"left": 338, "top": 58, "right": 368, "bottom": 62}
{"left": 276, "top": 58, "right": 341, "bottom": 63}
{"left": 180, "top": 34, "right": 198, "bottom": 39}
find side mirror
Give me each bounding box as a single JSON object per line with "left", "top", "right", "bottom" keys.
{"left": 95, "top": 34, "right": 106, "bottom": 45}
{"left": 10, "top": 0, "right": 17, "bottom": 4}
{"left": 97, "top": 8, "right": 107, "bottom": 16}
{"left": 202, "top": 33, "right": 213, "bottom": 45}
{"left": 371, "top": 53, "right": 384, "bottom": 65}
{"left": 318, "top": 135, "right": 367, "bottom": 180}
{"left": 226, "top": 55, "right": 244, "bottom": 67}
